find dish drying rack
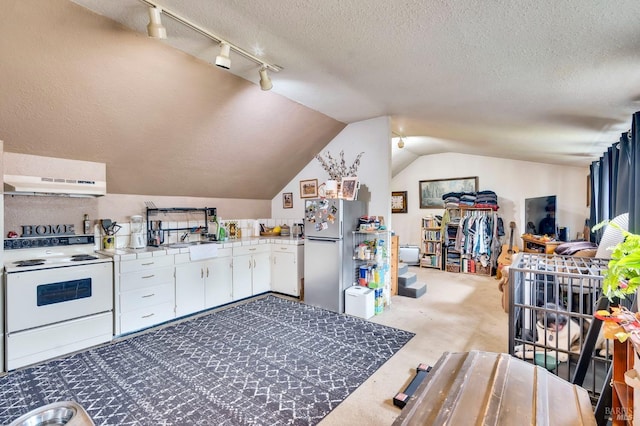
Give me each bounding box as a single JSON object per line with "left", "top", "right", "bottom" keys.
{"left": 146, "top": 207, "right": 216, "bottom": 246}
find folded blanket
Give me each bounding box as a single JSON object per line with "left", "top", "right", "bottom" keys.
{"left": 554, "top": 241, "right": 598, "bottom": 256}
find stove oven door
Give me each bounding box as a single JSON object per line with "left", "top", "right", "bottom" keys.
{"left": 6, "top": 262, "right": 113, "bottom": 333}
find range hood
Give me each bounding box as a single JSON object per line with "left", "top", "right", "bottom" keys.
{"left": 4, "top": 152, "right": 107, "bottom": 197}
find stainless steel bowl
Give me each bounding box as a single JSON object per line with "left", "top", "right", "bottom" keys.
{"left": 8, "top": 401, "right": 94, "bottom": 426}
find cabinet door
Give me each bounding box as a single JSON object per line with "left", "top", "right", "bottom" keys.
{"left": 205, "top": 256, "right": 233, "bottom": 308}
{"left": 175, "top": 262, "right": 205, "bottom": 317}
{"left": 252, "top": 252, "right": 271, "bottom": 295}
{"left": 232, "top": 254, "right": 253, "bottom": 300}
{"left": 272, "top": 251, "right": 298, "bottom": 296}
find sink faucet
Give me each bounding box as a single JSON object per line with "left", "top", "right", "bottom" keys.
{"left": 180, "top": 231, "right": 189, "bottom": 242}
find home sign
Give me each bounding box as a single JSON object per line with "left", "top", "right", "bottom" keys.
{"left": 21, "top": 224, "right": 75, "bottom": 237}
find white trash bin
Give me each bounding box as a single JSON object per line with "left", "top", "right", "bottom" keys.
{"left": 345, "top": 286, "right": 374, "bottom": 319}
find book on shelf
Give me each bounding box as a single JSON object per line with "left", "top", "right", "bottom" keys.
{"left": 422, "top": 216, "right": 440, "bottom": 228}
{"left": 422, "top": 230, "right": 441, "bottom": 240}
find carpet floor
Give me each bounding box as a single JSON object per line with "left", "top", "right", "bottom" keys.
{"left": 0, "top": 295, "right": 414, "bottom": 425}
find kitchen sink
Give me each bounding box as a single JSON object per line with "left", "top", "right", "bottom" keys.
{"left": 167, "top": 241, "right": 215, "bottom": 248}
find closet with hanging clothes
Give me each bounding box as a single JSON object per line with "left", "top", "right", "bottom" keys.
{"left": 455, "top": 207, "right": 500, "bottom": 275}
{"left": 440, "top": 190, "right": 501, "bottom": 275}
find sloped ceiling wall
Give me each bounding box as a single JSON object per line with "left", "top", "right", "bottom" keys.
{"left": 0, "top": 0, "right": 346, "bottom": 199}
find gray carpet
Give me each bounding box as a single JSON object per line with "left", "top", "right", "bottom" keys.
{"left": 0, "top": 295, "right": 414, "bottom": 425}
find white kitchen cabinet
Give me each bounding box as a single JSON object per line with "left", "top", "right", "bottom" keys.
{"left": 233, "top": 244, "right": 271, "bottom": 299}
{"left": 205, "top": 249, "right": 233, "bottom": 308}
{"left": 175, "top": 261, "right": 206, "bottom": 317}
{"left": 116, "top": 254, "right": 175, "bottom": 335}
{"left": 175, "top": 247, "right": 233, "bottom": 316}
{"left": 271, "top": 244, "right": 304, "bottom": 297}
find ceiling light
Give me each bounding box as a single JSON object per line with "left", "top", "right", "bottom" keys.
{"left": 146, "top": 7, "right": 167, "bottom": 39}
{"left": 138, "top": 0, "right": 282, "bottom": 89}
{"left": 215, "top": 43, "right": 231, "bottom": 69}
{"left": 259, "top": 66, "right": 273, "bottom": 91}
{"left": 398, "top": 137, "right": 405, "bottom": 149}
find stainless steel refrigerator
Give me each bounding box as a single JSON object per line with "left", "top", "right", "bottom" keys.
{"left": 303, "top": 199, "right": 366, "bottom": 313}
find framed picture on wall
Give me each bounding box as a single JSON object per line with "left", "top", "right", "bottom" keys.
{"left": 283, "top": 192, "right": 293, "bottom": 209}
{"left": 391, "top": 191, "right": 408, "bottom": 213}
{"left": 419, "top": 176, "right": 478, "bottom": 208}
{"left": 341, "top": 177, "right": 359, "bottom": 200}
{"left": 300, "top": 179, "right": 318, "bottom": 198}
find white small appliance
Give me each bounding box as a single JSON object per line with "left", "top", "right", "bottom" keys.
{"left": 129, "top": 215, "right": 146, "bottom": 248}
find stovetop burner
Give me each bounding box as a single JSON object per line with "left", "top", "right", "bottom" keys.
{"left": 70, "top": 254, "right": 99, "bottom": 261}
{"left": 4, "top": 243, "right": 112, "bottom": 273}
{"left": 14, "top": 259, "right": 46, "bottom": 267}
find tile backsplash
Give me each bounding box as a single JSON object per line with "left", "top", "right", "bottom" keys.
{"left": 98, "top": 217, "right": 304, "bottom": 249}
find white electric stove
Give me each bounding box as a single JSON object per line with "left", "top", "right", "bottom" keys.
{"left": 3, "top": 235, "right": 114, "bottom": 371}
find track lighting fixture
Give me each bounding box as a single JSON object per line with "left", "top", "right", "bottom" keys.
{"left": 259, "top": 66, "right": 273, "bottom": 91}
{"left": 215, "top": 43, "right": 231, "bottom": 69}
{"left": 139, "top": 0, "right": 281, "bottom": 89}
{"left": 146, "top": 7, "right": 167, "bottom": 39}
{"left": 397, "top": 137, "right": 405, "bottom": 149}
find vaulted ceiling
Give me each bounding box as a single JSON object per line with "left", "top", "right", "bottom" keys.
{"left": 2, "top": 0, "right": 640, "bottom": 197}
{"left": 71, "top": 0, "right": 640, "bottom": 172}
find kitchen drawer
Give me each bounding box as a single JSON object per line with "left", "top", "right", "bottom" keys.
{"left": 119, "top": 302, "right": 175, "bottom": 335}
{"left": 119, "top": 255, "right": 174, "bottom": 274}
{"left": 120, "top": 266, "right": 174, "bottom": 292}
{"left": 272, "top": 245, "right": 297, "bottom": 253}
{"left": 6, "top": 312, "right": 112, "bottom": 371}
{"left": 119, "top": 282, "right": 174, "bottom": 313}
{"left": 233, "top": 244, "right": 270, "bottom": 256}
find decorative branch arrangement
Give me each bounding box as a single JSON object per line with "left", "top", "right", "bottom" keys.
{"left": 315, "top": 150, "right": 364, "bottom": 181}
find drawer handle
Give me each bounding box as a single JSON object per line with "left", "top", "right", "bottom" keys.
{"left": 142, "top": 293, "right": 155, "bottom": 298}
{"left": 141, "top": 262, "right": 155, "bottom": 266}
{"left": 142, "top": 274, "right": 155, "bottom": 279}
{"left": 142, "top": 313, "right": 155, "bottom": 318}
{"left": 249, "top": 248, "right": 256, "bottom": 251}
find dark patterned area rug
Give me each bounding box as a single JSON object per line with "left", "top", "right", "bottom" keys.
{"left": 0, "top": 295, "right": 413, "bottom": 425}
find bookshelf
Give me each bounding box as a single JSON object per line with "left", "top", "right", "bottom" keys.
{"left": 420, "top": 216, "right": 442, "bottom": 269}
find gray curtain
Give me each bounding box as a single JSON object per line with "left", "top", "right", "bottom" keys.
{"left": 631, "top": 112, "right": 640, "bottom": 233}
{"left": 589, "top": 111, "right": 640, "bottom": 236}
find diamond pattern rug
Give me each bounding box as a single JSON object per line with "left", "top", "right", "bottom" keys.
{"left": 0, "top": 295, "right": 414, "bottom": 425}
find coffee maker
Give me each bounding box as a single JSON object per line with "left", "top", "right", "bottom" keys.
{"left": 292, "top": 222, "right": 304, "bottom": 238}
{"left": 129, "top": 215, "right": 146, "bottom": 248}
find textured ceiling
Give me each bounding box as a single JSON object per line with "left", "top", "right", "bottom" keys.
{"left": 70, "top": 0, "right": 640, "bottom": 175}
{"left": 0, "top": 0, "right": 346, "bottom": 198}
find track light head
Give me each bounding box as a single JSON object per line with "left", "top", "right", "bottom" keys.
{"left": 397, "top": 137, "right": 405, "bottom": 149}
{"left": 147, "top": 7, "right": 167, "bottom": 39}
{"left": 259, "top": 66, "right": 273, "bottom": 91}
{"left": 215, "top": 43, "right": 231, "bottom": 69}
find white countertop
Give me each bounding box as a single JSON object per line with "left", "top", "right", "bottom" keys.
{"left": 97, "top": 236, "right": 304, "bottom": 260}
